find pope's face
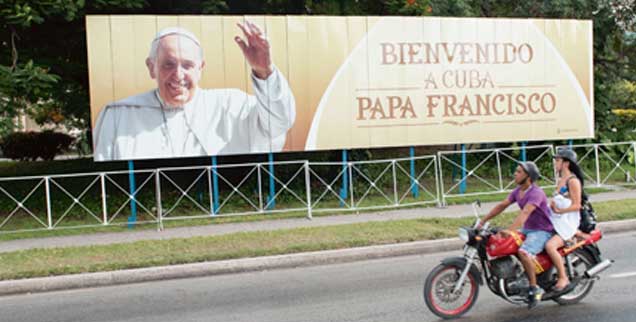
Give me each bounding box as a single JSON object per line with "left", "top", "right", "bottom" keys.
{"left": 148, "top": 35, "right": 205, "bottom": 107}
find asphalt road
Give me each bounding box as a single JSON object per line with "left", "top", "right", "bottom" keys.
{"left": 2, "top": 231, "right": 635, "bottom": 322}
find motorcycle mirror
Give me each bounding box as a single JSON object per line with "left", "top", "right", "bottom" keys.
{"left": 471, "top": 200, "right": 482, "bottom": 220}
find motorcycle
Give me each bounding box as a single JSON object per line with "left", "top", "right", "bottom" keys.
{"left": 423, "top": 201, "right": 613, "bottom": 319}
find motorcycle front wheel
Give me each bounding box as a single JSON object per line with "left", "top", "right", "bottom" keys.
{"left": 423, "top": 263, "right": 480, "bottom": 319}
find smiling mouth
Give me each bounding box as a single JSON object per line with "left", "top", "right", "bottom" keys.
{"left": 167, "top": 81, "right": 189, "bottom": 92}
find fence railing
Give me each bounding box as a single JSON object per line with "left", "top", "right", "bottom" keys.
{"left": 1, "top": 142, "right": 634, "bottom": 234}
{"left": 437, "top": 145, "right": 556, "bottom": 205}
{"left": 556, "top": 142, "right": 636, "bottom": 187}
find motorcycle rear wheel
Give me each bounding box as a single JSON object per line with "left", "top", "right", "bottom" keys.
{"left": 424, "top": 263, "right": 479, "bottom": 319}
{"left": 553, "top": 250, "right": 595, "bottom": 305}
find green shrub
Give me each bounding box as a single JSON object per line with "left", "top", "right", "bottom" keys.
{"left": 0, "top": 131, "right": 74, "bottom": 161}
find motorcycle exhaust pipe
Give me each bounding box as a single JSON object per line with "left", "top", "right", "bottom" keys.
{"left": 584, "top": 259, "right": 614, "bottom": 278}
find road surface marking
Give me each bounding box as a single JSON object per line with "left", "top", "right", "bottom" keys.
{"left": 609, "top": 272, "right": 636, "bottom": 279}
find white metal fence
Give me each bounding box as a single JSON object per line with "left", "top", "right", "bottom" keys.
{"left": 0, "top": 142, "right": 634, "bottom": 234}
{"left": 437, "top": 145, "right": 556, "bottom": 205}
{"left": 556, "top": 142, "right": 636, "bottom": 187}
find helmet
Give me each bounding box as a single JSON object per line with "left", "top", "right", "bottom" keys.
{"left": 554, "top": 148, "right": 578, "bottom": 164}
{"left": 519, "top": 161, "right": 540, "bottom": 182}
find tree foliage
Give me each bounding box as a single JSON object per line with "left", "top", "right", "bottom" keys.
{"left": 0, "top": 0, "right": 634, "bottom": 146}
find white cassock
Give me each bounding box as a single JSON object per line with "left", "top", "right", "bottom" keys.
{"left": 93, "top": 67, "right": 295, "bottom": 161}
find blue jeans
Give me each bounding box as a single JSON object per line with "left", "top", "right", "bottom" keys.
{"left": 519, "top": 229, "right": 553, "bottom": 256}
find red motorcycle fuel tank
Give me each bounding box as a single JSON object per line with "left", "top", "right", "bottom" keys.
{"left": 487, "top": 231, "right": 525, "bottom": 257}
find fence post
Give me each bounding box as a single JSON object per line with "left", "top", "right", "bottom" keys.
{"left": 257, "top": 164, "right": 263, "bottom": 212}
{"left": 495, "top": 149, "right": 503, "bottom": 192}
{"left": 155, "top": 170, "right": 163, "bottom": 231}
{"left": 437, "top": 152, "right": 446, "bottom": 207}
{"left": 44, "top": 176, "right": 53, "bottom": 229}
{"left": 340, "top": 150, "right": 348, "bottom": 207}
{"left": 434, "top": 157, "right": 442, "bottom": 208}
{"left": 206, "top": 166, "right": 214, "bottom": 216}
{"left": 594, "top": 144, "right": 601, "bottom": 187}
{"left": 521, "top": 141, "right": 527, "bottom": 161}
{"left": 410, "top": 147, "right": 419, "bottom": 198}
{"left": 459, "top": 144, "right": 467, "bottom": 194}
{"left": 392, "top": 160, "right": 398, "bottom": 206}
{"left": 267, "top": 153, "right": 276, "bottom": 210}
{"left": 127, "top": 160, "right": 137, "bottom": 228}
{"left": 304, "top": 161, "right": 312, "bottom": 219}
{"left": 348, "top": 162, "right": 355, "bottom": 209}
{"left": 100, "top": 173, "right": 108, "bottom": 225}
{"left": 211, "top": 156, "right": 220, "bottom": 214}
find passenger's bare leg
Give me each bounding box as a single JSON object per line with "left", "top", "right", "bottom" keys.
{"left": 546, "top": 235, "right": 569, "bottom": 289}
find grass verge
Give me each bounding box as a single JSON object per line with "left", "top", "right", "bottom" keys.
{"left": 0, "top": 198, "right": 634, "bottom": 281}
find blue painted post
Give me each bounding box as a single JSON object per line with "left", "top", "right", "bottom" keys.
{"left": 410, "top": 146, "right": 419, "bottom": 198}
{"left": 568, "top": 139, "right": 573, "bottom": 149}
{"left": 460, "top": 144, "right": 467, "bottom": 194}
{"left": 267, "top": 153, "right": 276, "bottom": 210}
{"left": 521, "top": 141, "right": 527, "bottom": 162}
{"left": 211, "top": 156, "right": 220, "bottom": 214}
{"left": 340, "top": 150, "right": 348, "bottom": 206}
{"left": 127, "top": 160, "right": 137, "bottom": 228}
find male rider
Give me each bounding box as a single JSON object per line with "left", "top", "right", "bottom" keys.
{"left": 478, "top": 161, "right": 554, "bottom": 309}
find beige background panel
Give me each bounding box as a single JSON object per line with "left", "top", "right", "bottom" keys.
{"left": 132, "top": 16, "right": 157, "bottom": 95}
{"left": 536, "top": 19, "right": 592, "bottom": 105}
{"left": 349, "top": 16, "right": 371, "bottom": 149}
{"left": 243, "top": 16, "right": 267, "bottom": 96}
{"left": 222, "top": 16, "right": 248, "bottom": 92}
{"left": 176, "top": 15, "right": 202, "bottom": 40}
{"left": 199, "top": 16, "right": 226, "bottom": 89}
{"left": 304, "top": 16, "right": 371, "bottom": 151}
{"left": 156, "top": 16, "right": 178, "bottom": 30}
{"left": 286, "top": 16, "right": 311, "bottom": 151}
{"left": 110, "top": 16, "right": 137, "bottom": 105}
{"left": 361, "top": 16, "right": 390, "bottom": 149}
{"left": 308, "top": 16, "right": 350, "bottom": 149}
{"left": 86, "top": 16, "right": 115, "bottom": 128}
{"left": 263, "top": 16, "right": 293, "bottom": 149}
{"left": 243, "top": 15, "right": 272, "bottom": 151}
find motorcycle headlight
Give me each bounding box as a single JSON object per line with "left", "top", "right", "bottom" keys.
{"left": 458, "top": 227, "right": 470, "bottom": 242}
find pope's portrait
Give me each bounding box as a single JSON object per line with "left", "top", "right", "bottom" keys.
{"left": 93, "top": 22, "right": 296, "bottom": 161}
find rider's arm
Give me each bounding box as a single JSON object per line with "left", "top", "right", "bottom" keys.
{"left": 481, "top": 199, "right": 512, "bottom": 225}
{"left": 508, "top": 203, "right": 536, "bottom": 230}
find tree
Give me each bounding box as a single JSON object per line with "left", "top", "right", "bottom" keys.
{"left": 0, "top": 1, "right": 147, "bottom": 139}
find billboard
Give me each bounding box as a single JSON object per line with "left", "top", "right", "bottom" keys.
{"left": 86, "top": 15, "right": 594, "bottom": 161}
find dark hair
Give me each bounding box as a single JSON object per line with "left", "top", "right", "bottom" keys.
{"left": 565, "top": 160, "right": 585, "bottom": 188}
{"left": 565, "top": 159, "right": 588, "bottom": 203}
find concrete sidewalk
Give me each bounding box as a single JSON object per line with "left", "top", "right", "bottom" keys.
{"left": 1, "top": 190, "right": 633, "bottom": 253}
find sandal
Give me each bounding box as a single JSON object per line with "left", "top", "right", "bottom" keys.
{"left": 553, "top": 282, "right": 575, "bottom": 294}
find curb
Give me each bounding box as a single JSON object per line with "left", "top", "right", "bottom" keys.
{"left": 1, "top": 219, "right": 635, "bottom": 296}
